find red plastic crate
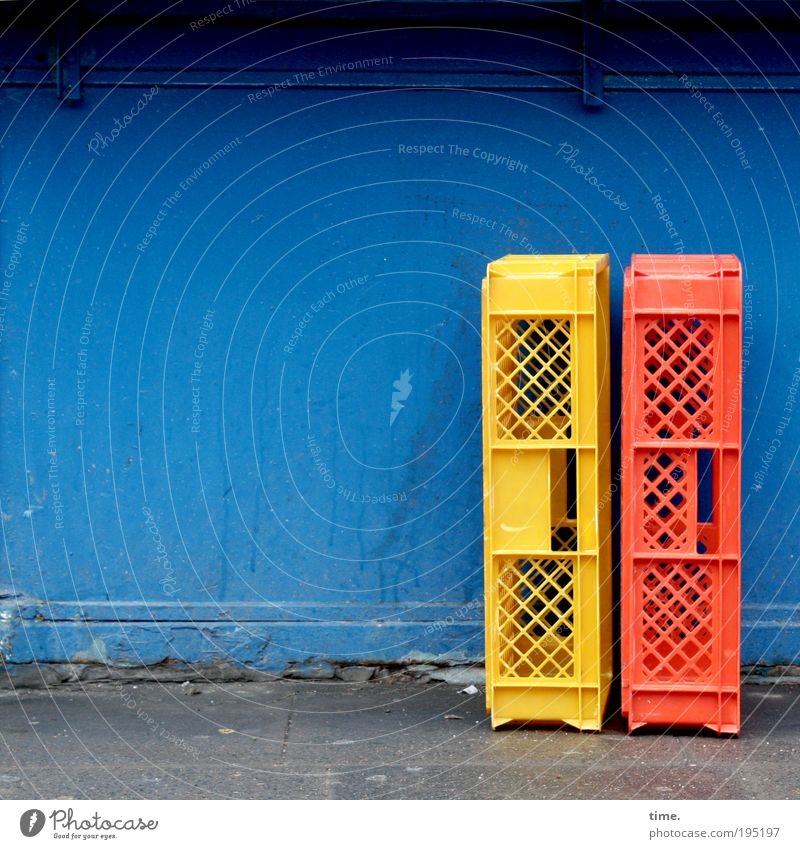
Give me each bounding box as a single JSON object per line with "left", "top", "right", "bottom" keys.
{"left": 621, "top": 255, "right": 742, "bottom": 735}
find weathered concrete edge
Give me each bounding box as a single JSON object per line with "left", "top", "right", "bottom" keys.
{"left": 2, "top": 660, "right": 799, "bottom": 690}
{"left": 0, "top": 657, "right": 489, "bottom": 689}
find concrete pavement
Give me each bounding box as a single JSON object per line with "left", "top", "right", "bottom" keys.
{"left": 1, "top": 678, "right": 798, "bottom": 799}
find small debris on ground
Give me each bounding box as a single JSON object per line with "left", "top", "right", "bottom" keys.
{"left": 458, "top": 684, "right": 479, "bottom": 695}
{"left": 444, "top": 714, "right": 463, "bottom": 721}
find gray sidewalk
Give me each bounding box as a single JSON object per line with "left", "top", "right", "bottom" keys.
{"left": 1, "top": 679, "right": 798, "bottom": 800}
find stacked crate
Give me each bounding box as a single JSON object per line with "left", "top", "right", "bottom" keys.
{"left": 621, "top": 254, "right": 742, "bottom": 734}
{"left": 482, "top": 255, "right": 612, "bottom": 730}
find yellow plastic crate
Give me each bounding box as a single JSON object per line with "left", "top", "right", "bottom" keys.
{"left": 482, "top": 255, "right": 612, "bottom": 730}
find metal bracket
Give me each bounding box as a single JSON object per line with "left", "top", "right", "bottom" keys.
{"left": 53, "top": 4, "right": 82, "bottom": 102}
{"left": 582, "top": 0, "right": 604, "bottom": 108}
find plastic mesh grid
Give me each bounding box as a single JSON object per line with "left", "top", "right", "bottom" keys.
{"left": 641, "top": 451, "right": 691, "bottom": 551}
{"left": 642, "top": 318, "right": 716, "bottom": 439}
{"left": 497, "top": 557, "right": 575, "bottom": 679}
{"left": 551, "top": 522, "right": 578, "bottom": 552}
{"left": 495, "top": 319, "right": 572, "bottom": 440}
{"left": 640, "top": 562, "right": 714, "bottom": 681}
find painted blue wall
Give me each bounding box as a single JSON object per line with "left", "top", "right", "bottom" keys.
{"left": 1, "top": 3, "right": 798, "bottom": 672}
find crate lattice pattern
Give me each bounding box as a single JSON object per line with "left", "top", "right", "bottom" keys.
{"left": 497, "top": 557, "right": 575, "bottom": 679}
{"left": 642, "top": 318, "right": 716, "bottom": 439}
{"left": 640, "top": 562, "right": 714, "bottom": 681}
{"left": 551, "top": 522, "right": 578, "bottom": 552}
{"left": 495, "top": 319, "right": 572, "bottom": 440}
{"left": 642, "top": 451, "right": 691, "bottom": 551}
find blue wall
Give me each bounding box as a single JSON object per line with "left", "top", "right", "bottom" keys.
{"left": 1, "top": 2, "right": 798, "bottom": 673}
